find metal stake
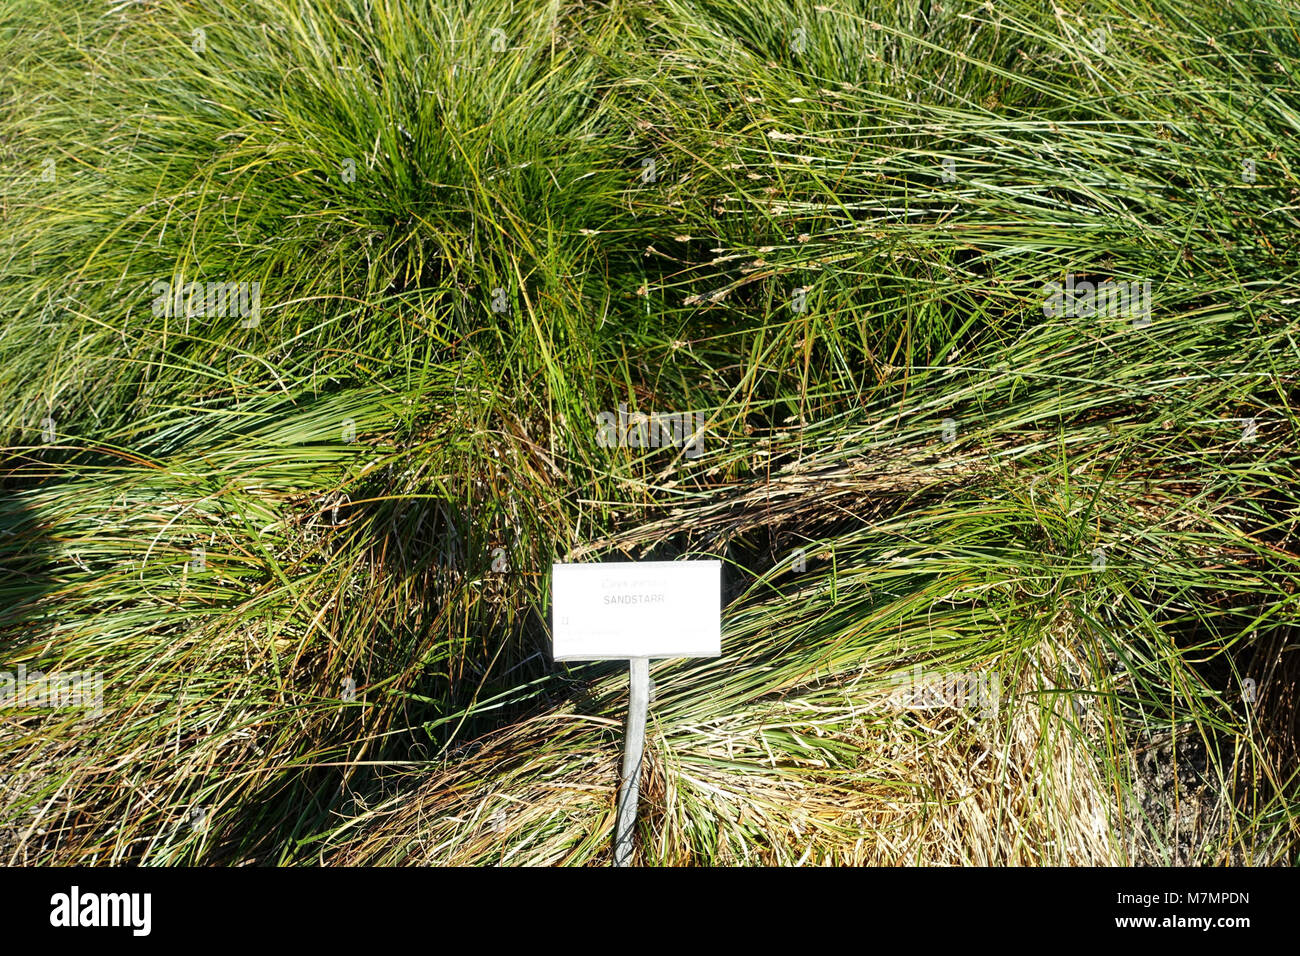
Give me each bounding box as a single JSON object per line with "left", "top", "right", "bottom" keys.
{"left": 613, "top": 656, "right": 650, "bottom": 866}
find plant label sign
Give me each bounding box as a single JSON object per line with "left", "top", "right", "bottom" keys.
{"left": 551, "top": 560, "right": 722, "bottom": 661}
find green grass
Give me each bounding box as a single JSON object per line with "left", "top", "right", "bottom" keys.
{"left": 1, "top": 0, "right": 1298, "bottom": 865}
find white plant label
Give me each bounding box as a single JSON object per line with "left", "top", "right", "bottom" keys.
{"left": 551, "top": 560, "right": 722, "bottom": 661}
